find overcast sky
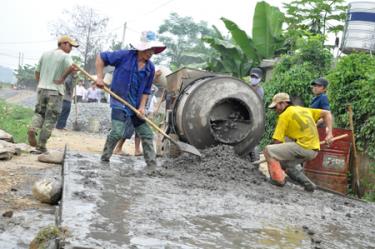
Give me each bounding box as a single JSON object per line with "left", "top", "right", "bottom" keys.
{"left": 0, "top": 0, "right": 352, "bottom": 70}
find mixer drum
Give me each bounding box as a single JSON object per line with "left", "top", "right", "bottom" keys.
{"left": 173, "top": 76, "right": 265, "bottom": 156}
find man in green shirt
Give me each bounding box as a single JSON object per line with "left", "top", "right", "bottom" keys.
{"left": 28, "top": 35, "right": 78, "bottom": 153}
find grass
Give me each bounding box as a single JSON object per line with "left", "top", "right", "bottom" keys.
{"left": 0, "top": 99, "right": 33, "bottom": 143}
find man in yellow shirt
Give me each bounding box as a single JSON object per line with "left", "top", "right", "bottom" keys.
{"left": 263, "top": 92, "right": 333, "bottom": 192}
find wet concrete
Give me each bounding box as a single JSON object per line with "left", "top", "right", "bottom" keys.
{"left": 0, "top": 165, "right": 59, "bottom": 249}
{"left": 60, "top": 146, "right": 375, "bottom": 249}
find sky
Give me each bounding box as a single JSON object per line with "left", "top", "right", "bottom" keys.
{"left": 0, "top": 0, "right": 293, "bottom": 70}
{"left": 0, "top": 0, "right": 353, "bottom": 70}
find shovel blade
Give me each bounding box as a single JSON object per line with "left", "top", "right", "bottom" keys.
{"left": 72, "top": 121, "right": 81, "bottom": 131}
{"left": 175, "top": 141, "right": 201, "bottom": 157}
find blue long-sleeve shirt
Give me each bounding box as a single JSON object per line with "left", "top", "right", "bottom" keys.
{"left": 100, "top": 50, "right": 155, "bottom": 115}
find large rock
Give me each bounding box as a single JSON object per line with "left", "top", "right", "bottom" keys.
{"left": 37, "top": 151, "right": 64, "bottom": 164}
{"left": 32, "top": 178, "right": 62, "bottom": 205}
{"left": 0, "top": 140, "right": 22, "bottom": 160}
{"left": 0, "top": 140, "right": 29, "bottom": 153}
{"left": 0, "top": 129, "right": 13, "bottom": 143}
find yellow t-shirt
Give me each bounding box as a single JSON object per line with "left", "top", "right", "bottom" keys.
{"left": 272, "top": 106, "right": 322, "bottom": 150}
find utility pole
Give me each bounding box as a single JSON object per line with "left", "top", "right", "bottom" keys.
{"left": 121, "top": 22, "right": 127, "bottom": 49}
{"left": 84, "top": 8, "right": 93, "bottom": 71}
{"left": 18, "top": 52, "right": 21, "bottom": 69}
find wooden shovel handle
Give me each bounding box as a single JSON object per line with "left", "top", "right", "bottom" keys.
{"left": 75, "top": 65, "right": 175, "bottom": 143}
{"left": 320, "top": 134, "right": 348, "bottom": 145}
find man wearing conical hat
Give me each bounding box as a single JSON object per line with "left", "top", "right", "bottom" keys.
{"left": 95, "top": 31, "right": 166, "bottom": 168}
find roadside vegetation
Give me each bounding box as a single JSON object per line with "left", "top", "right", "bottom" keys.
{"left": 0, "top": 100, "right": 33, "bottom": 143}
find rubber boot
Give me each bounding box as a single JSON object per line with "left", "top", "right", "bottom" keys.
{"left": 135, "top": 122, "right": 157, "bottom": 168}
{"left": 286, "top": 167, "right": 316, "bottom": 192}
{"left": 101, "top": 120, "right": 125, "bottom": 162}
{"left": 267, "top": 161, "right": 286, "bottom": 186}
{"left": 101, "top": 137, "right": 119, "bottom": 162}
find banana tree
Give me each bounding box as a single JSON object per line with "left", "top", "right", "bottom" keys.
{"left": 203, "top": 1, "right": 285, "bottom": 77}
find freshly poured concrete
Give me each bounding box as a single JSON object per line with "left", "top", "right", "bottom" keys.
{"left": 60, "top": 146, "right": 375, "bottom": 249}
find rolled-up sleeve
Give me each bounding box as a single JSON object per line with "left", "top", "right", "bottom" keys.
{"left": 100, "top": 50, "right": 128, "bottom": 67}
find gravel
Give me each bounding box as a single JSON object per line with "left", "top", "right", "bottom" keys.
{"left": 66, "top": 102, "right": 111, "bottom": 133}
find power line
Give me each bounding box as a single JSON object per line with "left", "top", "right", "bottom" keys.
{"left": 127, "top": 0, "right": 176, "bottom": 22}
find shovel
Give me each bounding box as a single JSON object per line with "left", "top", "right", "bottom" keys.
{"left": 75, "top": 65, "right": 201, "bottom": 157}
{"left": 72, "top": 81, "right": 81, "bottom": 131}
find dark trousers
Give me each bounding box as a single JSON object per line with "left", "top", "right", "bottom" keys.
{"left": 56, "top": 100, "right": 72, "bottom": 129}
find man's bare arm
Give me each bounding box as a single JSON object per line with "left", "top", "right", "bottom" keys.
{"left": 320, "top": 110, "right": 334, "bottom": 144}
{"left": 95, "top": 54, "right": 105, "bottom": 88}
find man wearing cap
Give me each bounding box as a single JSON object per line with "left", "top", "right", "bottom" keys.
{"left": 310, "top": 77, "right": 330, "bottom": 127}
{"left": 310, "top": 78, "right": 330, "bottom": 110}
{"left": 95, "top": 31, "right": 166, "bottom": 168}
{"left": 263, "top": 92, "right": 334, "bottom": 192}
{"left": 28, "top": 35, "right": 79, "bottom": 153}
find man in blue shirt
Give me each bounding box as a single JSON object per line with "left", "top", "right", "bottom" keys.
{"left": 310, "top": 78, "right": 330, "bottom": 110}
{"left": 310, "top": 77, "right": 330, "bottom": 127}
{"left": 95, "top": 31, "right": 166, "bottom": 167}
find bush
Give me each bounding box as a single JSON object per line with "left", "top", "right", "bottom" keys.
{"left": 327, "top": 53, "right": 375, "bottom": 159}
{"left": 260, "top": 36, "right": 333, "bottom": 147}
{"left": 0, "top": 100, "right": 33, "bottom": 143}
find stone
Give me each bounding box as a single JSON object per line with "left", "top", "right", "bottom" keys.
{"left": 32, "top": 178, "right": 62, "bottom": 205}
{"left": 37, "top": 151, "right": 64, "bottom": 164}
{"left": 0, "top": 129, "right": 13, "bottom": 143}
{"left": 2, "top": 210, "right": 13, "bottom": 218}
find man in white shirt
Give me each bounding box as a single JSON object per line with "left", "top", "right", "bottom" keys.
{"left": 75, "top": 80, "right": 87, "bottom": 102}
{"left": 86, "top": 83, "right": 101, "bottom": 102}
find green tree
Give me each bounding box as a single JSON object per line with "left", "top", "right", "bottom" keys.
{"left": 14, "top": 64, "right": 37, "bottom": 89}
{"left": 49, "top": 5, "right": 111, "bottom": 72}
{"left": 203, "top": 1, "right": 285, "bottom": 78}
{"left": 156, "top": 12, "right": 216, "bottom": 70}
{"left": 284, "top": 0, "right": 347, "bottom": 48}
{"left": 327, "top": 53, "right": 375, "bottom": 159}
{"left": 203, "top": 26, "right": 251, "bottom": 77}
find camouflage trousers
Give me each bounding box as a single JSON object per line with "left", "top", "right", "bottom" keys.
{"left": 29, "top": 89, "right": 63, "bottom": 150}
{"left": 101, "top": 118, "right": 156, "bottom": 167}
